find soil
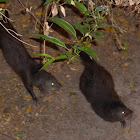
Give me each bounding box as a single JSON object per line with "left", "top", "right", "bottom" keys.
{"left": 0, "top": 0, "right": 140, "bottom": 140}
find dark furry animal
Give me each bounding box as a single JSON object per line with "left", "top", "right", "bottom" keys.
{"left": 0, "top": 12, "right": 61, "bottom": 103}
{"left": 79, "top": 51, "right": 133, "bottom": 127}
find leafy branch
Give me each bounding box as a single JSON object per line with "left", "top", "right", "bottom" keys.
{"left": 36, "top": 0, "right": 109, "bottom": 68}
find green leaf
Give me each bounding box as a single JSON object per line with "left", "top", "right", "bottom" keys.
{"left": 84, "top": 11, "right": 90, "bottom": 15}
{"left": 44, "top": 0, "right": 52, "bottom": 5}
{"left": 49, "top": 17, "right": 76, "bottom": 37}
{"left": 85, "top": 18, "right": 94, "bottom": 24}
{"left": 78, "top": 45, "right": 98, "bottom": 59}
{"left": 40, "top": 58, "right": 55, "bottom": 70}
{"left": 74, "top": 0, "right": 87, "bottom": 13}
{"left": 90, "top": 31, "right": 103, "bottom": 42}
{"left": 69, "top": 92, "right": 76, "bottom": 96}
{"left": 16, "top": 133, "right": 22, "bottom": 139}
{"left": 98, "top": 23, "right": 110, "bottom": 28}
{"left": 36, "top": 53, "right": 52, "bottom": 58}
{"left": 65, "top": 51, "right": 73, "bottom": 59}
{"left": 73, "top": 20, "right": 89, "bottom": 34}
{"left": 95, "top": 9, "right": 101, "bottom": 19}
{"left": 66, "top": 0, "right": 71, "bottom": 4}
{"left": 83, "top": 23, "right": 90, "bottom": 30}
{"left": 55, "top": 54, "right": 68, "bottom": 60}
{"left": 0, "top": 0, "right": 8, "bottom": 2}
{"left": 123, "top": 41, "right": 128, "bottom": 48}
{"left": 56, "top": 0, "right": 61, "bottom": 3}
{"left": 96, "top": 5, "right": 106, "bottom": 12}
{"left": 37, "top": 34, "right": 67, "bottom": 49}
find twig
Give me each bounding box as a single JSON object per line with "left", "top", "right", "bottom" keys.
{"left": 1, "top": 12, "right": 13, "bottom": 22}
{"left": 0, "top": 9, "right": 13, "bottom": 22}
{"left": 0, "top": 22, "right": 38, "bottom": 48}
{"left": 17, "top": 0, "right": 44, "bottom": 29}
{"left": 42, "top": 3, "right": 54, "bottom": 62}
{"left": 42, "top": 4, "right": 50, "bottom": 62}
{"left": 7, "top": 29, "right": 22, "bottom": 37}
{"left": 0, "top": 12, "right": 22, "bottom": 36}
{"left": 104, "top": 1, "right": 125, "bottom": 50}
{"left": 109, "top": 14, "right": 124, "bottom": 50}
{"left": 0, "top": 132, "right": 16, "bottom": 140}
{"left": 43, "top": 6, "right": 47, "bottom": 59}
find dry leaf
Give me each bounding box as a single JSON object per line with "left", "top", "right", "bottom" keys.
{"left": 60, "top": 104, "right": 65, "bottom": 107}
{"left": 27, "top": 107, "right": 32, "bottom": 113}
{"left": 88, "top": 0, "right": 95, "bottom": 10}
{"left": 115, "top": 0, "right": 122, "bottom": 5}
{"left": 70, "top": 66, "right": 80, "bottom": 71}
{"left": 71, "top": 0, "right": 75, "bottom": 6}
{"left": 21, "top": 24, "right": 28, "bottom": 28}
{"left": 14, "top": 120, "right": 21, "bottom": 125}
{"left": 26, "top": 95, "right": 31, "bottom": 99}
{"left": 129, "top": 0, "right": 135, "bottom": 5}
{"left": 128, "top": 129, "right": 132, "bottom": 133}
{"left": 105, "top": 27, "right": 115, "bottom": 33}
{"left": 38, "top": 10, "right": 43, "bottom": 16}
{"left": 68, "top": 49, "right": 73, "bottom": 53}
{"left": 44, "top": 22, "right": 53, "bottom": 36}
{"left": 85, "top": 33, "right": 92, "bottom": 39}
{"left": 0, "top": 98, "right": 4, "bottom": 102}
{"left": 15, "top": 127, "right": 19, "bottom": 131}
{"left": 2, "top": 113, "right": 7, "bottom": 118}
{"left": 87, "top": 43, "right": 92, "bottom": 47}
{"left": 122, "top": 62, "right": 128, "bottom": 67}
{"left": 60, "top": 80, "right": 64, "bottom": 85}
{"left": 43, "top": 96, "right": 51, "bottom": 102}
{"left": 6, "top": 117, "right": 12, "bottom": 122}
{"left": 123, "top": 51, "right": 128, "bottom": 56}
{"left": 0, "top": 3, "right": 6, "bottom": 8}
{"left": 72, "top": 100, "right": 76, "bottom": 104}
{"left": 130, "top": 83, "right": 134, "bottom": 88}
{"left": 51, "top": 2, "right": 58, "bottom": 17}
{"left": 59, "top": 5, "right": 66, "bottom": 17}
{"left": 121, "top": 130, "right": 125, "bottom": 135}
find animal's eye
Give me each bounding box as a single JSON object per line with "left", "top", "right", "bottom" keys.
{"left": 51, "top": 82, "right": 54, "bottom": 86}
{"left": 121, "top": 111, "right": 125, "bottom": 114}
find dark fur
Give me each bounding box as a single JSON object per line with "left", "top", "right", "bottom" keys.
{"left": 79, "top": 51, "right": 133, "bottom": 126}
{"left": 0, "top": 12, "right": 61, "bottom": 102}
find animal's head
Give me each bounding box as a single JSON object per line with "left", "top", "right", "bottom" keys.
{"left": 35, "top": 70, "right": 61, "bottom": 92}
{"left": 110, "top": 101, "right": 133, "bottom": 122}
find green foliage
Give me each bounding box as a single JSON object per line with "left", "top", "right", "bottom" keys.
{"left": 0, "top": 12, "right": 2, "bottom": 17}
{"left": 37, "top": 34, "right": 68, "bottom": 49}
{"left": 38, "top": 0, "right": 109, "bottom": 68}
{"left": 90, "top": 31, "right": 103, "bottom": 42}
{"left": 16, "top": 133, "right": 22, "bottom": 139}
{"left": 74, "top": 20, "right": 89, "bottom": 35}
{"left": 0, "top": 0, "right": 10, "bottom": 2}
{"left": 49, "top": 17, "right": 76, "bottom": 37}
{"left": 78, "top": 45, "right": 98, "bottom": 59}
{"left": 66, "top": 0, "right": 71, "bottom": 5}
{"left": 37, "top": 53, "right": 68, "bottom": 70}
{"left": 74, "top": 0, "right": 87, "bottom": 13}
{"left": 44, "top": 0, "right": 52, "bottom": 5}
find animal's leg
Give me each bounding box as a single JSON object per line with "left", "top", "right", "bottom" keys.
{"left": 23, "top": 82, "right": 39, "bottom": 104}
